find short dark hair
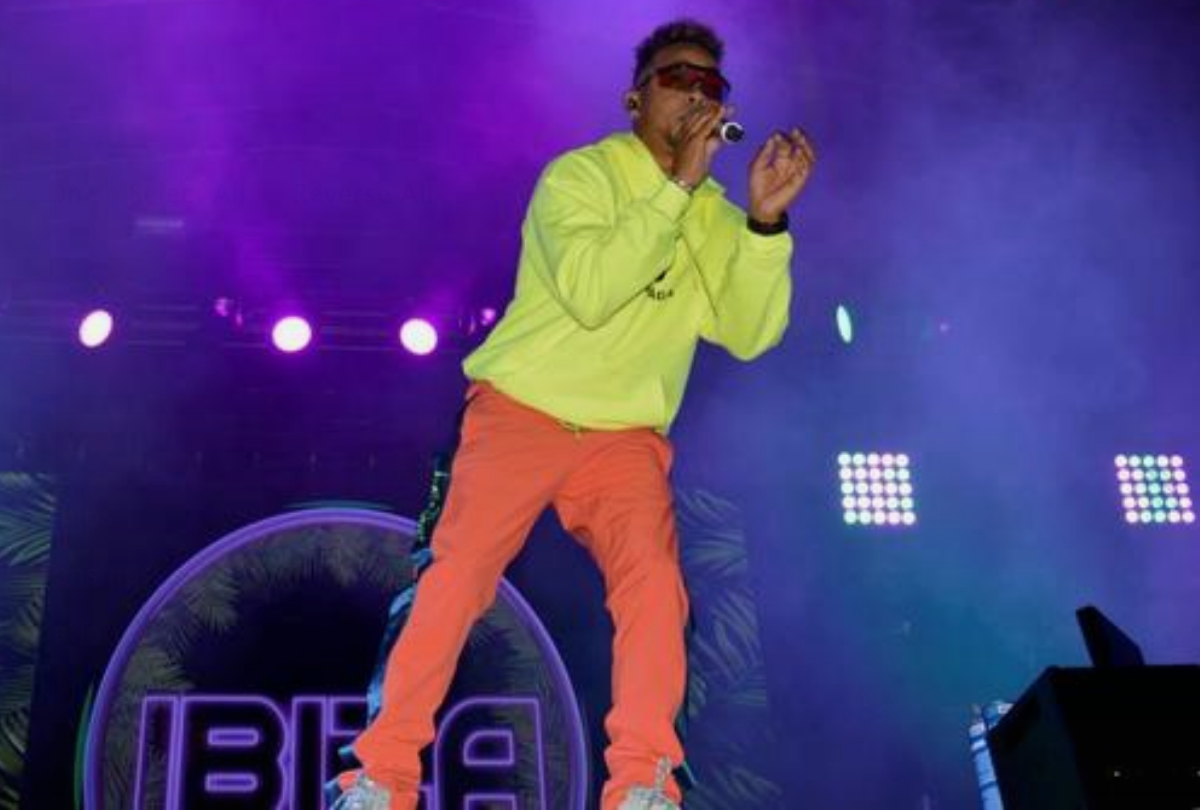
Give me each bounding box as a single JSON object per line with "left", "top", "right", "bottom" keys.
{"left": 633, "top": 19, "right": 725, "bottom": 85}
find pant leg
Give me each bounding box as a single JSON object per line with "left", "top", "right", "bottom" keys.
{"left": 348, "top": 385, "right": 574, "bottom": 805}
{"left": 554, "top": 429, "right": 689, "bottom": 810}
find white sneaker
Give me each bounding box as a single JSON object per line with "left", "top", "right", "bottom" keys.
{"left": 617, "top": 758, "right": 680, "bottom": 809}
{"left": 330, "top": 773, "right": 391, "bottom": 810}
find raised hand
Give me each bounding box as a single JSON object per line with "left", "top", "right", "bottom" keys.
{"left": 748, "top": 128, "right": 816, "bottom": 223}
{"left": 670, "top": 100, "right": 732, "bottom": 189}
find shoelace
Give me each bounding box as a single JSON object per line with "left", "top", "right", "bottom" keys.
{"left": 333, "top": 774, "right": 389, "bottom": 810}
{"left": 624, "top": 758, "right": 678, "bottom": 808}
{"left": 652, "top": 757, "right": 671, "bottom": 794}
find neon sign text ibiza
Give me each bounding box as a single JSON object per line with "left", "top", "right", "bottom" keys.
{"left": 135, "top": 694, "right": 547, "bottom": 809}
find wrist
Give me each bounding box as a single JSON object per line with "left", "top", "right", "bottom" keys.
{"left": 749, "top": 206, "right": 783, "bottom": 224}
{"left": 669, "top": 174, "right": 699, "bottom": 195}
{"left": 747, "top": 211, "right": 789, "bottom": 235}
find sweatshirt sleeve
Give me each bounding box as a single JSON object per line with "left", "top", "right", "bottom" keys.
{"left": 695, "top": 208, "right": 794, "bottom": 360}
{"left": 527, "top": 151, "right": 693, "bottom": 329}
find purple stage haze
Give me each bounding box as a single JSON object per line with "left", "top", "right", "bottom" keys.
{"left": 3, "top": 0, "right": 1200, "bottom": 807}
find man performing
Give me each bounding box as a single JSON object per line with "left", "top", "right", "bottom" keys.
{"left": 333, "top": 18, "right": 815, "bottom": 810}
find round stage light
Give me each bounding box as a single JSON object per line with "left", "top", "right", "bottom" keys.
{"left": 271, "top": 316, "right": 313, "bottom": 353}
{"left": 836, "top": 305, "right": 855, "bottom": 345}
{"left": 399, "top": 318, "right": 439, "bottom": 356}
{"left": 79, "top": 309, "right": 114, "bottom": 348}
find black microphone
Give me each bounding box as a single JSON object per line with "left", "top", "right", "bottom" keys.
{"left": 717, "top": 120, "right": 745, "bottom": 144}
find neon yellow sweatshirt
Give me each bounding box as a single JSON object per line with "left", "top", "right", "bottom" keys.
{"left": 463, "top": 131, "right": 794, "bottom": 433}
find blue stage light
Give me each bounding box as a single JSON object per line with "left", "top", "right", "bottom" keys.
{"left": 1115, "top": 454, "right": 1193, "bottom": 525}
{"left": 838, "top": 451, "right": 917, "bottom": 527}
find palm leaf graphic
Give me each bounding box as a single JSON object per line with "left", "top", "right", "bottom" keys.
{"left": 0, "top": 473, "right": 56, "bottom": 810}
{"left": 675, "top": 488, "right": 784, "bottom": 808}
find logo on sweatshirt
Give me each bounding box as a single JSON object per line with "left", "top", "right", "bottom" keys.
{"left": 644, "top": 269, "right": 675, "bottom": 302}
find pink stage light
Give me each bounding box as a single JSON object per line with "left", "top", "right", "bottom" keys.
{"left": 271, "top": 316, "right": 312, "bottom": 353}
{"left": 399, "top": 318, "right": 438, "bottom": 356}
{"left": 78, "top": 309, "right": 114, "bottom": 348}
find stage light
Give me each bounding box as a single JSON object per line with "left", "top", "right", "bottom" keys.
{"left": 399, "top": 318, "right": 438, "bottom": 356}
{"left": 78, "top": 309, "right": 114, "bottom": 348}
{"left": 838, "top": 451, "right": 917, "bottom": 527}
{"left": 271, "top": 316, "right": 312, "bottom": 353}
{"left": 1115, "top": 454, "right": 1193, "bottom": 525}
{"left": 836, "top": 305, "right": 854, "bottom": 344}
{"left": 213, "top": 296, "right": 245, "bottom": 328}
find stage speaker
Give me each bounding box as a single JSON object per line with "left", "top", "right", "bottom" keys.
{"left": 987, "top": 665, "right": 1200, "bottom": 809}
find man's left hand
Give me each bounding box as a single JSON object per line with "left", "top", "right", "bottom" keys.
{"left": 748, "top": 128, "right": 816, "bottom": 224}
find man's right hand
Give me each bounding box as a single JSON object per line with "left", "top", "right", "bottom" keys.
{"left": 670, "top": 100, "right": 730, "bottom": 190}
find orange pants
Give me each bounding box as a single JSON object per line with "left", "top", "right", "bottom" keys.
{"left": 346, "top": 382, "right": 689, "bottom": 809}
